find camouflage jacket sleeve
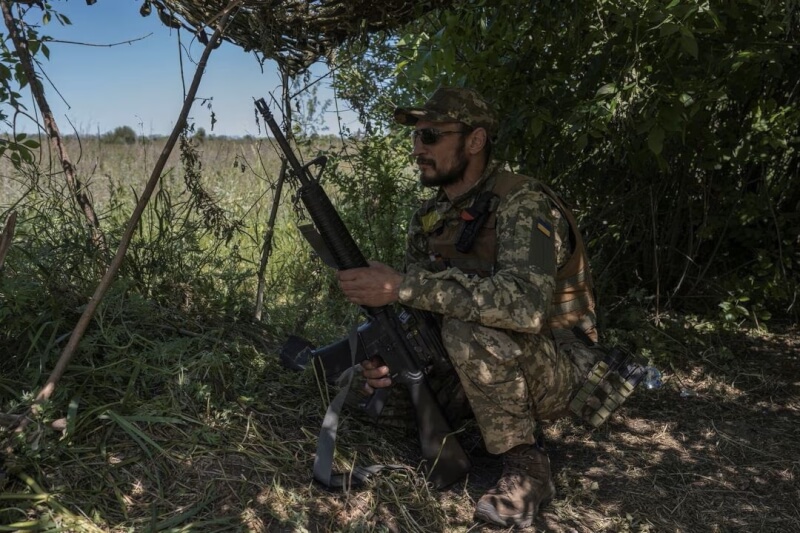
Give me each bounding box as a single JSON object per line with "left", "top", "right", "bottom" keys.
{"left": 398, "top": 182, "right": 568, "bottom": 334}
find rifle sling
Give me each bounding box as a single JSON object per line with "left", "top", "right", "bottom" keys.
{"left": 312, "top": 324, "right": 406, "bottom": 489}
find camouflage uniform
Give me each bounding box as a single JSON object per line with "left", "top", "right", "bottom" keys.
{"left": 397, "top": 161, "right": 581, "bottom": 454}
{"left": 341, "top": 87, "right": 590, "bottom": 459}
{"left": 385, "top": 86, "right": 595, "bottom": 527}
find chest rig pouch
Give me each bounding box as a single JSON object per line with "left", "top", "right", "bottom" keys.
{"left": 423, "top": 190, "right": 501, "bottom": 276}
{"left": 551, "top": 328, "right": 648, "bottom": 428}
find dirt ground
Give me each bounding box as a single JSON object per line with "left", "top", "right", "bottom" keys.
{"left": 460, "top": 324, "right": 800, "bottom": 532}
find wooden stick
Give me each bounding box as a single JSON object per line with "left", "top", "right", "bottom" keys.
{"left": 0, "top": 1, "right": 106, "bottom": 252}
{"left": 9, "top": 0, "right": 243, "bottom": 432}
{"left": 0, "top": 210, "right": 16, "bottom": 270}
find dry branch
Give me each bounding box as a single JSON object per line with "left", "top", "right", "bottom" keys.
{"left": 254, "top": 158, "right": 288, "bottom": 321}
{"left": 0, "top": 0, "right": 106, "bottom": 252}
{"left": 0, "top": 210, "right": 16, "bottom": 270}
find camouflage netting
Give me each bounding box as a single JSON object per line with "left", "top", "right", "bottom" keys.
{"left": 145, "top": 0, "right": 457, "bottom": 74}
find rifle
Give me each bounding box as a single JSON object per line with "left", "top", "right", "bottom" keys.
{"left": 255, "top": 97, "right": 471, "bottom": 489}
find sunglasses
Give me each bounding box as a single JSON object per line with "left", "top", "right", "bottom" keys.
{"left": 411, "top": 127, "right": 469, "bottom": 145}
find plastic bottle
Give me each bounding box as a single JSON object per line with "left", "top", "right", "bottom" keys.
{"left": 643, "top": 366, "right": 663, "bottom": 390}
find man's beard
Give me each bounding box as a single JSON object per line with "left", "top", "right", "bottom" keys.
{"left": 417, "top": 144, "right": 469, "bottom": 188}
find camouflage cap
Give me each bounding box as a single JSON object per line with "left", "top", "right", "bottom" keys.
{"left": 394, "top": 87, "right": 499, "bottom": 137}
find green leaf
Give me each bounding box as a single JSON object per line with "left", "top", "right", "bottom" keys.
{"left": 595, "top": 83, "right": 617, "bottom": 97}
{"left": 680, "top": 30, "right": 698, "bottom": 58}
{"left": 647, "top": 126, "right": 665, "bottom": 155}
{"left": 531, "top": 117, "right": 543, "bottom": 137}
{"left": 102, "top": 410, "right": 167, "bottom": 458}
{"left": 576, "top": 133, "right": 588, "bottom": 151}
{"left": 659, "top": 22, "right": 680, "bottom": 36}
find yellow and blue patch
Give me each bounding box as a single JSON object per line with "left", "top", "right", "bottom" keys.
{"left": 530, "top": 216, "right": 556, "bottom": 276}
{"left": 536, "top": 217, "right": 553, "bottom": 238}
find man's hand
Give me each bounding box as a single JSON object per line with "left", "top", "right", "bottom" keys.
{"left": 337, "top": 261, "right": 401, "bottom": 391}
{"left": 361, "top": 356, "right": 392, "bottom": 393}
{"left": 336, "top": 261, "right": 404, "bottom": 307}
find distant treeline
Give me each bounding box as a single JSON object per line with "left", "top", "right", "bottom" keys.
{"left": 52, "top": 126, "right": 346, "bottom": 144}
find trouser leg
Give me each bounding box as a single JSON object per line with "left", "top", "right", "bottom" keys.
{"left": 441, "top": 318, "right": 576, "bottom": 455}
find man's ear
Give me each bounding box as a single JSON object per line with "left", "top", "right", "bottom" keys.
{"left": 467, "top": 127, "right": 488, "bottom": 154}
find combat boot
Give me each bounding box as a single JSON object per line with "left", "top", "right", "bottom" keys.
{"left": 474, "top": 443, "right": 556, "bottom": 528}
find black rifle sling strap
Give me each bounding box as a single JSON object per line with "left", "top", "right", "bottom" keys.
{"left": 312, "top": 324, "right": 405, "bottom": 489}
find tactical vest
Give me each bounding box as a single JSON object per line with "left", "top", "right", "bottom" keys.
{"left": 421, "top": 172, "right": 598, "bottom": 342}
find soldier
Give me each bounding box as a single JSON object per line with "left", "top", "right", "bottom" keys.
{"left": 336, "top": 87, "right": 597, "bottom": 528}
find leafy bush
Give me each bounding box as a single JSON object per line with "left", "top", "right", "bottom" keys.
{"left": 330, "top": 0, "right": 800, "bottom": 325}
{"left": 102, "top": 125, "right": 137, "bottom": 145}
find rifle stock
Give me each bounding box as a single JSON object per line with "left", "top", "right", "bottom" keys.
{"left": 255, "top": 97, "right": 470, "bottom": 488}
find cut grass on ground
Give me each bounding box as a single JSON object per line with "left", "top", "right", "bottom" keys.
{"left": 1, "top": 323, "right": 798, "bottom": 532}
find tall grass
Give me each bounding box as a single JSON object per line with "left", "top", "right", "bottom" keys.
{"left": 0, "top": 131, "right": 436, "bottom": 531}
{"left": 1, "top": 133, "right": 358, "bottom": 331}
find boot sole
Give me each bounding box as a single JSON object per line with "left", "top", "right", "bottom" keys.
{"left": 474, "top": 500, "right": 535, "bottom": 528}
{"left": 473, "top": 481, "right": 556, "bottom": 528}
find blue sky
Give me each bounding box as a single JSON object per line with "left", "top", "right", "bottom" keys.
{"left": 10, "top": 0, "right": 355, "bottom": 137}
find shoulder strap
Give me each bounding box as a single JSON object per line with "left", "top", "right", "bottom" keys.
{"left": 455, "top": 190, "right": 498, "bottom": 253}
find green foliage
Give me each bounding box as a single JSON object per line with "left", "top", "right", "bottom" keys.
{"left": 1, "top": 194, "right": 102, "bottom": 345}
{"left": 0, "top": 34, "right": 43, "bottom": 167}
{"left": 330, "top": 0, "right": 800, "bottom": 325}
{"left": 179, "top": 132, "right": 243, "bottom": 242}
{"left": 286, "top": 71, "right": 334, "bottom": 138}
{"left": 102, "top": 125, "right": 137, "bottom": 144}
{"left": 1, "top": 257, "right": 284, "bottom": 531}
{"left": 0, "top": 132, "right": 40, "bottom": 166}
{"left": 0, "top": 3, "right": 72, "bottom": 168}
{"left": 322, "top": 135, "right": 420, "bottom": 266}
{"left": 0, "top": 39, "right": 26, "bottom": 125}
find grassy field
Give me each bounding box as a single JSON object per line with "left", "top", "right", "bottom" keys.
{"left": 2, "top": 132, "right": 363, "bottom": 332}
{"left": 1, "top": 135, "right": 798, "bottom": 532}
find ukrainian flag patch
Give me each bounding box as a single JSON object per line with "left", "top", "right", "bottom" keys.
{"left": 536, "top": 217, "right": 553, "bottom": 238}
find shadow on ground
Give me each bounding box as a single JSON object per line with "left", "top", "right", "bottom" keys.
{"left": 477, "top": 324, "right": 800, "bottom": 533}
{"left": 284, "top": 323, "right": 800, "bottom": 533}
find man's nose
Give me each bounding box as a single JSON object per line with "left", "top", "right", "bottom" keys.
{"left": 410, "top": 136, "right": 426, "bottom": 157}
